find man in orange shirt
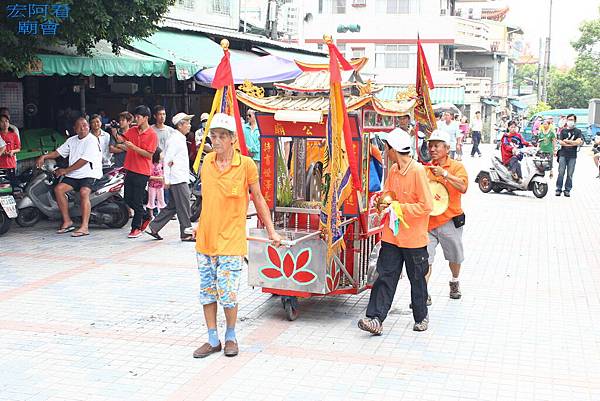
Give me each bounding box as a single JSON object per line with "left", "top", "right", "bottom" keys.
{"left": 193, "top": 113, "right": 281, "bottom": 359}
{"left": 426, "top": 130, "right": 468, "bottom": 300}
{"left": 358, "top": 129, "right": 433, "bottom": 334}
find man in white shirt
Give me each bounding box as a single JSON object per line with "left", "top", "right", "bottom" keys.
{"left": 151, "top": 105, "right": 177, "bottom": 153}
{"left": 146, "top": 112, "right": 193, "bottom": 241}
{"left": 470, "top": 111, "right": 483, "bottom": 157}
{"left": 439, "top": 112, "right": 459, "bottom": 159}
{"left": 36, "top": 117, "right": 102, "bottom": 237}
{"left": 90, "top": 114, "right": 112, "bottom": 172}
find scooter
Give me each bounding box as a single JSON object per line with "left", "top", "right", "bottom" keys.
{"left": 475, "top": 147, "right": 550, "bottom": 198}
{"left": 15, "top": 161, "right": 130, "bottom": 228}
{"left": 0, "top": 170, "right": 17, "bottom": 236}
{"left": 189, "top": 169, "right": 201, "bottom": 222}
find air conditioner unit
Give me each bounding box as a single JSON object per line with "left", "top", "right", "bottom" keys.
{"left": 110, "top": 82, "right": 139, "bottom": 94}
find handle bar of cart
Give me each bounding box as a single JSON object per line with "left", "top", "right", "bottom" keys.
{"left": 247, "top": 217, "right": 358, "bottom": 248}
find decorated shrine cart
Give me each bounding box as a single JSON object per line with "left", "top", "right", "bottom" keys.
{"left": 237, "top": 58, "right": 416, "bottom": 320}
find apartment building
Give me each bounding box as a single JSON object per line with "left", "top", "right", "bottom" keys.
{"left": 169, "top": 0, "right": 241, "bottom": 30}
{"left": 297, "top": 0, "right": 525, "bottom": 138}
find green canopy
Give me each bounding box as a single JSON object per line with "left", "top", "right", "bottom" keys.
{"left": 24, "top": 41, "right": 169, "bottom": 78}
{"left": 131, "top": 30, "right": 226, "bottom": 80}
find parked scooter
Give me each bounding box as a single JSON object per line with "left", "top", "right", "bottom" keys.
{"left": 189, "top": 169, "right": 201, "bottom": 222}
{"left": 15, "top": 161, "right": 129, "bottom": 228}
{"left": 475, "top": 147, "right": 550, "bottom": 198}
{"left": 0, "top": 170, "right": 17, "bottom": 235}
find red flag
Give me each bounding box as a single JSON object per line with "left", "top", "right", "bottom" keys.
{"left": 416, "top": 37, "right": 434, "bottom": 91}
{"left": 326, "top": 42, "right": 361, "bottom": 191}
{"left": 210, "top": 48, "right": 249, "bottom": 155}
{"left": 414, "top": 36, "right": 437, "bottom": 139}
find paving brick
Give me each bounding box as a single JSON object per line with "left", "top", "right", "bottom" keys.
{"left": 1, "top": 145, "right": 599, "bottom": 400}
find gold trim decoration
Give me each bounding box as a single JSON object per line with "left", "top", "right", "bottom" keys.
{"left": 238, "top": 80, "right": 265, "bottom": 98}
{"left": 395, "top": 85, "right": 417, "bottom": 102}
{"left": 358, "top": 80, "right": 374, "bottom": 96}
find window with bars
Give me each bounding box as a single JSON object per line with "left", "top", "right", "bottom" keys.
{"left": 375, "top": 45, "right": 416, "bottom": 69}
{"left": 319, "top": 0, "right": 347, "bottom": 14}
{"left": 376, "top": 0, "right": 418, "bottom": 14}
{"left": 209, "top": 0, "right": 230, "bottom": 15}
{"left": 337, "top": 43, "right": 347, "bottom": 58}
{"left": 351, "top": 47, "right": 366, "bottom": 59}
{"left": 178, "top": 0, "right": 195, "bottom": 10}
{"left": 353, "top": 0, "right": 367, "bottom": 6}
{"left": 333, "top": 0, "right": 346, "bottom": 14}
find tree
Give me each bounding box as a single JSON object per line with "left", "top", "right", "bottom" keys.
{"left": 547, "top": 6, "right": 600, "bottom": 108}
{"left": 0, "top": 0, "right": 175, "bottom": 74}
{"left": 513, "top": 64, "right": 538, "bottom": 91}
{"left": 527, "top": 101, "right": 551, "bottom": 119}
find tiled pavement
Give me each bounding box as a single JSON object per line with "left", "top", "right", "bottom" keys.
{"left": 1, "top": 144, "right": 599, "bottom": 401}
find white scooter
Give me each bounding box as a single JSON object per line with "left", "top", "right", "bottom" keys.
{"left": 15, "top": 161, "right": 129, "bottom": 228}
{"left": 475, "top": 147, "right": 550, "bottom": 198}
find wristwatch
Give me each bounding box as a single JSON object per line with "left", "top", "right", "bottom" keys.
{"left": 442, "top": 170, "right": 448, "bottom": 178}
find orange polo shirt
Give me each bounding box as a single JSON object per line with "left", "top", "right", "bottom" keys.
{"left": 196, "top": 151, "right": 258, "bottom": 256}
{"left": 426, "top": 157, "right": 468, "bottom": 230}
{"left": 381, "top": 160, "right": 433, "bottom": 249}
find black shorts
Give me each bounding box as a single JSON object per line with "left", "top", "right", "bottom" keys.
{"left": 61, "top": 177, "right": 96, "bottom": 191}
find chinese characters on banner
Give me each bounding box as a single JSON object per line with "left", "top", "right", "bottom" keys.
{"left": 6, "top": 3, "right": 70, "bottom": 36}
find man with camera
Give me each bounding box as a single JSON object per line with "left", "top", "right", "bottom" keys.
{"left": 108, "top": 111, "right": 134, "bottom": 168}
{"left": 114, "top": 105, "right": 158, "bottom": 239}
{"left": 425, "top": 130, "right": 468, "bottom": 301}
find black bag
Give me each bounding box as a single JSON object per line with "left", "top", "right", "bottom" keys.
{"left": 452, "top": 213, "right": 465, "bottom": 228}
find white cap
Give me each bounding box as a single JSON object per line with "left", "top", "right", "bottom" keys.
{"left": 210, "top": 113, "right": 236, "bottom": 132}
{"left": 428, "top": 129, "right": 450, "bottom": 144}
{"left": 200, "top": 112, "right": 209, "bottom": 121}
{"left": 378, "top": 128, "right": 412, "bottom": 154}
{"left": 172, "top": 112, "right": 194, "bottom": 126}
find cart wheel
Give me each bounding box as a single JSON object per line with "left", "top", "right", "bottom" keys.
{"left": 281, "top": 296, "right": 299, "bottom": 321}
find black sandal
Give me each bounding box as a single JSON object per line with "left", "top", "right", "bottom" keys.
{"left": 145, "top": 230, "right": 163, "bottom": 240}
{"left": 180, "top": 235, "right": 195, "bottom": 242}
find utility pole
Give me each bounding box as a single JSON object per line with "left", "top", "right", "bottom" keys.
{"left": 266, "top": 0, "right": 279, "bottom": 40}
{"left": 537, "top": 37, "right": 542, "bottom": 103}
{"left": 542, "top": 0, "right": 553, "bottom": 102}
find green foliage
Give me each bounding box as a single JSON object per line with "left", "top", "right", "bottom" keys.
{"left": 547, "top": 7, "right": 600, "bottom": 109}
{"left": 276, "top": 143, "right": 293, "bottom": 207}
{"left": 0, "top": 0, "right": 175, "bottom": 74}
{"left": 513, "top": 64, "right": 538, "bottom": 90}
{"left": 527, "top": 101, "right": 551, "bottom": 119}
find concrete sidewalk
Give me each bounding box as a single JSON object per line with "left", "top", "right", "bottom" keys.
{"left": 1, "top": 144, "right": 599, "bottom": 401}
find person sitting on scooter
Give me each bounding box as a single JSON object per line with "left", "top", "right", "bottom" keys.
{"left": 500, "top": 120, "right": 530, "bottom": 182}
{"left": 36, "top": 117, "right": 103, "bottom": 237}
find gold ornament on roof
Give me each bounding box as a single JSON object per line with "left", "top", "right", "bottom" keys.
{"left": 238, "top": 80, "right": 265, "bottom": 98}
{"left": 395, "top": 85, "right": 417, "bottom": 102}
{"left": 359, "top": 80, "right": 375, "bottom": 96}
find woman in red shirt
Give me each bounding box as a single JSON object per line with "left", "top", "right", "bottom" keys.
{"left": 0, "top": 114, "right": 21, "bottom": 172}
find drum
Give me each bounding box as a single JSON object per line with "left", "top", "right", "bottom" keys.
{"left": 428, "top": 180, "right": 449, "bottom": 216}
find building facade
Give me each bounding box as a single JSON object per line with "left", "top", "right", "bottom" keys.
{"left": 296, "top": 0, "right": 525, "bottom": 140}
{"left": 169, "top": 0, "right": 241, "bottom": 31}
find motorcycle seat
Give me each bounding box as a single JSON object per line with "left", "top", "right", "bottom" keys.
{"left": 91, "top": 175, "right": 112, "bottom": 191}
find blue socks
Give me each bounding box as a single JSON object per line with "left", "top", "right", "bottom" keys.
{"left": 208, "top": 327, "right": 236, "bottom": 345}
{"left": 225, "top": 327, "right": 236, "bottom": 343}
{"left": 208, "top": 328, "right": 219, "bottom": 347}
